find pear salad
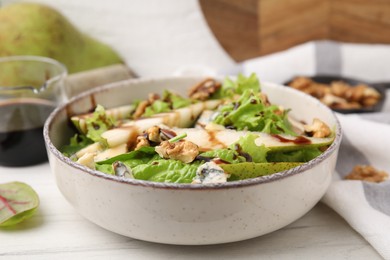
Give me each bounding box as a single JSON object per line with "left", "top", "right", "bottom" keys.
{"left": 62, "top": 74, "right": 334, "bottom": 184}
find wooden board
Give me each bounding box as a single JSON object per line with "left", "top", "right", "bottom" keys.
{"left": 199, "top": 0, "right": 260, "bottom": 61}
{"left": 200, "top": 0, "right": 390, "bottom": 61}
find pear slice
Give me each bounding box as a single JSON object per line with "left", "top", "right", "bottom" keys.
{"left": 172, "top": 128, "right": 334, "bottom": 152}
{"left": 221, "top": 162, "right": 303, "bottom": 180}
{"left": 71, "top": 105, "right": 135, "bottom": 134}
{"left": 100, "top": 100, "right": 221, "bottom": 148}
{"left": 72, "top": 99, "right": 222, "bottom": 165}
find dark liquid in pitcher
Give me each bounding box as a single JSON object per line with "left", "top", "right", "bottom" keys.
{"left": 0, "top": 101, "right": 55, "bottom": 167}
{"left": 0, "top": 127, "right": 47, "bottom": 166}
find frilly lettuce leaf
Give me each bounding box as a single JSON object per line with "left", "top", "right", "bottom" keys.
{"left": 235, "top": 73, "right": 261, "bottom": 94}
{"left": 211, "top": 73, "right": 296, "bottom": 135}
{"left": 199, "top": 133, "right": 269, "bottom": 163}
{"left": 213, "top": 73, "right": 260, "bottom": 99}
{"left": 85, "top": 105, "right": 116, "bottom": 143}
{"left": 163, "top": 90, "right": 192, "bottom": 109}
{"left": 61, "top": 134, "right": 93, "bottom": 157}
{"left": 143, "top": 100, "right": 171, "bottom": 117}
{"left": 213, "top": 89, "right": 296, "bottom": 135}
{"left": 233, "top": 133, "right": 269, "bottom": 163}
{"left": 267, "top": 147, "right": 323, "bottom": 162}
{"left": 139, "top": 90, "right": 193, "bottom": 117}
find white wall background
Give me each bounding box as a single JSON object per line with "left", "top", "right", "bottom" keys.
{"left": 2, "top": 0, "right": 237, "bottom": 76}
{"left": 2, "top": 1, "right": 389, "bottom": 83}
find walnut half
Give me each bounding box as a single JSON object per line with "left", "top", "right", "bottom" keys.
{"left": 303, "top": 118, "right": 331, "bottom": 138}
{"left": 345, "top": 165, "right": 388, "bottom": 183}
{"left": 155, "top": 140, "right": 199, "bottom": 163}
{"left": 188, "top": 78, "right": 221, "bottom": 101}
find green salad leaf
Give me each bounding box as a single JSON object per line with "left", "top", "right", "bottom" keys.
{"left": 213, "top": 88, "right": 296, "bottom": 135}
{"left": 143, "top": 100, "right": 171, "bottom": 117}
{"left": 163, "top": 90, "right": 192, "bottom": 109}
{"left": 96, "top": 146, "right": 200, "bottom": 183}
{"left": 0, "top": 182, "right": 39, "bottom": 227}
{"left": 96, "top": 146, "right": 158, "bottom": 175}
{"left": 213, "top": 73, "right": 260, "bottom": 99}
{"left": 85, "top": 105, "right": 116, "bottom": 143}
{"left": 64, "top": 74, "right": 333, "bottom": 184}
{"left": 139, "top": 90, "right": 194, "bottom": 118}
{"left": 233, "top": 133, "right": 269, "bottom": 163}
{"left": 94, "top": 133, "right": 327, "bottom": 183}
{"left": 234, "top": 73, "right": 261, "bottom": 94}
{"left": 199, "top": 149, "right": 246, "bottom": 164}
{"left": 133, "top": 160, "right": 201, "bottom": 183}
{"left": 61, "top": 134, "right": 93, "bottom": 157}
{"left": 199, "top": 134, "right": 269, "bottom": 163}
{"left": 267, "top": 147, "right": 323, "bottom": 162}
{"left": 212, "top": 73, "right": 296, "bottom": 135}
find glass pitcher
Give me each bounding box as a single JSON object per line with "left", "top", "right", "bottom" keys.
{"left": 0, "top": 56, "right": 67, "bottom": 167}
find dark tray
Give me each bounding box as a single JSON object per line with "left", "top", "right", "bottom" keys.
{"left": 284, "top": 75, "right": 387, "bottom": 114}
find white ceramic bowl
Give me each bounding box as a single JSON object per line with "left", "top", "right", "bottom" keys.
{"left": 44, "top": 77, "right": 342, "bottom": 245}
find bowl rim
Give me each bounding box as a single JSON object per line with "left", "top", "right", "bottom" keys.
{"left": 44, "top": 76, "right": 342, "bottom": 190}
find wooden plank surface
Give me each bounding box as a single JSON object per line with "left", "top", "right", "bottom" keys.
{"left": 0, "top": 163, "right": 382, "bottom": 259}
{"left": 200, "top": 0, "right": 390, "bottom": 61}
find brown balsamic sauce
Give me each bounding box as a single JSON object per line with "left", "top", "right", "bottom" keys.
{"left": 196, "top": 122, "right": 206, "bottom": 129}
{"left": 207, "top": 130, "right": 226, "bottom": 149}
{"left": 126, "top": 126, "right": 139, "bottom": 150}
{"left": 160, "top": 128, "right": 177, "bottom": 139}
{"left": 272, "top": 134, "right": 311, "bottom": 145}
{"left": 213, "top": 158, "right": 230, "bottom": 164}
{"left": 195, "top": 155, "right": 212, "bottom": 162}
{"left": 233, "top": 143, "right": 252, "bottom": 162}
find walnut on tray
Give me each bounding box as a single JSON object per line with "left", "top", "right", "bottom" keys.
{"left": 288, "top": 77, "right": 381, "bottom": 110}
{"left": 345, "top": 165, "right": 388, "bottom": 183}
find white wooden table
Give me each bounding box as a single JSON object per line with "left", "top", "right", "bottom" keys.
{"left": 0, "top": 163, "right": 382, "bottom": 259}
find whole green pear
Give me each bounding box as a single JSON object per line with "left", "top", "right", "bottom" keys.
{"left": 0, "top": 3, "right": 123, "bottom": 73}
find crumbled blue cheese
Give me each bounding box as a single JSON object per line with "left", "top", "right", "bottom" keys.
{"left": 192, "top": 162, "right": 229, "bottom": 184}
{"left": 113, "top": 161, "right": 134, "bottom": 179}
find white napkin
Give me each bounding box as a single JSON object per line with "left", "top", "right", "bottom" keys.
{"left": 322, "top": 114, "right": 390, "bottom": 259}
{"left": 242, "top": 41, "right": 390, "bottom": 259}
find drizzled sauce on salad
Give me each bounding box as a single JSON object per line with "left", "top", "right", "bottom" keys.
{"left": 213, "top": 158, "right": 231, "bottom": 164}
{"left": 61, "top": 74, "right": 335, "bottom": 184}
{"left": 271, "top": 134, "right": 311, "bottom": 145}
{"left": 160, "top": 129, "right": 177, "bottom": 139}
{"left": 207, "top": 130, "right": 227, "bottom": 150}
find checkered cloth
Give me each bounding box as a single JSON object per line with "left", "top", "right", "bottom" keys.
{"left": 242, "top": 41, "right": 390, "bottom": 259}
